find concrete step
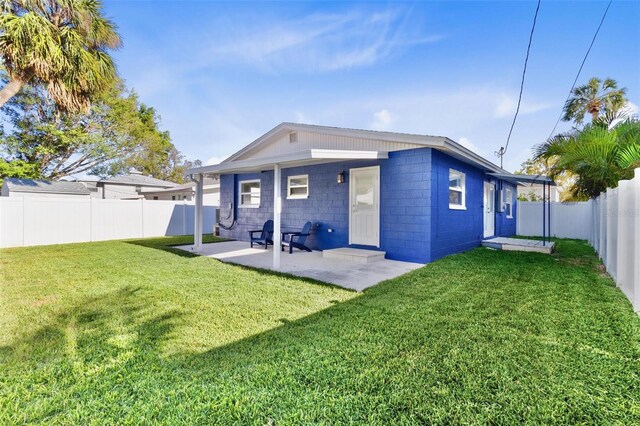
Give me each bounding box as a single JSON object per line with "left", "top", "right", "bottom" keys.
{"left": 322, "top": 247, "right": 386, "bottom": 263}
{"left": 482, "top": 237, "right": 555, "bottom": 254}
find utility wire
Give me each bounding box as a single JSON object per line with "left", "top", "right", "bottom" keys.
{"left": 496, "top": 0, "right": 541, "bottom": 169}
{"left": 546, "top": 0, "right": 613, "bottom": 140}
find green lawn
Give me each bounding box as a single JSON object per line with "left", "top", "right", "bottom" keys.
{"left": 1, "top": 236, "right": 638, "bottom": 424}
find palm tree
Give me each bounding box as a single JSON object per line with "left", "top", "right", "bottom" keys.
{"left": 562, "top": 77, "right": 627, "bottom": 125}
{"left": 0, "top": 0, "right": 121, "bottom": 112}
{"left": 535, "top": 118, "right": 640, "bottom": 199}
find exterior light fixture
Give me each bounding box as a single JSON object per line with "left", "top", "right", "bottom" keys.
{"left": 337, "top": 171, "right": 345, "bottom": 184}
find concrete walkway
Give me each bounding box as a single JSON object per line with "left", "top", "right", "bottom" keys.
{"left": 177, "top": 241, "right": 423, "bottom": 292}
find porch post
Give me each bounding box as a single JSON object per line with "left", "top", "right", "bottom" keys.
{"left": 194, "top": 173, "right": 204, "bottom": 250}
{"left": 273, "top": 164, "right": 282, "bottom": 270}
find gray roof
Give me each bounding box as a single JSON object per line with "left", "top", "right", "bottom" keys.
{"left": 139, "top": 177, "right": 219, "bottom": 194}
{"left": 100, "top": 173, "right": 179, "bottom": 188}
{"left": 3, "top": 178, "right": 91, "bottom": 195}
{"left": 488, "top": 172, "right": 556, "bottom": 186}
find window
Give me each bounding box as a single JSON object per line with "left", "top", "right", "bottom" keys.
{"left": 287, "top": 175, "right": 309, "bottom": 199}
{"left": 449, "top": 169, "right": 466, "bottom": 209}
{"left": 505, "top": 188, "right": 513, "bottom": 218}
{"left": 153, "top": 196, "right": 158, "bottom": 200}
{"left": 172, "top": 195, "right": 176, "bottom": 200}
{"left": 239, "top": 179, "right": 261, "bottom": 207}
{"left": 289, "top": 132, "right": 298, "bottom": 143}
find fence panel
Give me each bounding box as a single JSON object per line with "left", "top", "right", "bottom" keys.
{"left": 517, "top": 201, "right": 593, "bottom": 240}
{"left": 0, "top": 196, "right": 218, "bottom": 248}
{"left": 590, "top": 169, "right": 640, "bottom": 313}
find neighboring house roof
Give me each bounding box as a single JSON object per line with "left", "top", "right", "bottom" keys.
{"left": 188, "top": 122, "right": 507, "bottom": 176}
{"left": 99, "top": 169, "right": 179, "bottom": 188}
{"left": 2, "top": 178, "right": 91, "bottom": 195}
{"left": 139, "top": 178, "right": 220, "bottom": 195}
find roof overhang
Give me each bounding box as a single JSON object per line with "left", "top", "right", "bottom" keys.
{"left": 186, "top": 149, "right": 389, "bottom": 176}
{"left": 219, "top": 122, "right": 506, "bottom": 174}
{"left": 488, "top": 172, "right": 555, "bottom": 186}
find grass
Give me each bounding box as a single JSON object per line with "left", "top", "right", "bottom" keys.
{"left": 0, "top": 236, "right": 638, "bottom": 424}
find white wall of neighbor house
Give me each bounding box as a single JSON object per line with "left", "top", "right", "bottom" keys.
{"left": 517, "top": 184, "right": 560, "bottom": 201}
{"left": 0, "top": 196, "right": 218, "bottom": 248}
{"left": 100, "top": 183, "right": 174, "bottom": 199}
{"left": 142, "top": 191, "right": 193, "bottom": 201}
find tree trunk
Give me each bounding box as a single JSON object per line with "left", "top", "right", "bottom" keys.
{"left": 0, "top": 78, "right": 25, "bottom": 109}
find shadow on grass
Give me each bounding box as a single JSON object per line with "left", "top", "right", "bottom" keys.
{"left": 1, "top": 243, "right": 638, "bottom": 424}
{"left": 125, "top": 234, "right": 226, "bottom": 258}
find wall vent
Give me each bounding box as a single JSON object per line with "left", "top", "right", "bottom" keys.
{"left": 289, "top": 132, "right": 298, "bottom": 143}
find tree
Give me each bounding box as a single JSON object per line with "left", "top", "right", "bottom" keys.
{"left": 0, "top": 0, "right": 121, "bottom": 111}
{"left": 514, "top": 157, "right": 573, "bottom": 201}
{"left": 534, "top": 117, "right": 640, "bottom": 199}
{"left": 562, "top": 77, "right": 627, "bottom": 125}
{"left": 0, "top": 75, "right": 196, "bottom": 182}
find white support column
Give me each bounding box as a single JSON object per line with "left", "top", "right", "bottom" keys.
{"left": 273, "top": 164, "right": 282, "bottom": 270}
{"left": 194, "top": 173, "right": 204, "bottom": 251}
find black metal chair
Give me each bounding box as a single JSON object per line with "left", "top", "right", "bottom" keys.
{"left": 281, "top": 221, "right": 313, "bottom": 254}
{"left": 249, "top": 220, "right": 274, "bottom": 249}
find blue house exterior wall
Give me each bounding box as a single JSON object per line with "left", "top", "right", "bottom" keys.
{"left": 218, "top": 147, "right": 515, "bottom": 264}
{"left": 495, "top": 180, "right": 517, "bottom": 237}
{"left": 429, "top": 150, "right": 486, "bottom": 261}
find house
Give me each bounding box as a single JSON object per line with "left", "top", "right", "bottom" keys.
{"left": 96, "top": 169, "right": 183, "bottom": 200}
{"left": 517, "top": 183, "right": 560, "bottom": 202}
{"left": 1, "top": 178, "right": 91, "bottom": 198}
{"left": 186, "top": 123, "right": 551, "bottom": 265}
{"left": 140, "top": 176, "right": 220, "bottom": 204}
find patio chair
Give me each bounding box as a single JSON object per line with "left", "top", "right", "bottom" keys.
{"left": 249, "top": 220, "right": 274, "bottom": 249}
{"left": 281, "top": 221, "right": 313, "bottom": 254}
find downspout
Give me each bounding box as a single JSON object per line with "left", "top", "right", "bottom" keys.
{"left": 218, "top": 174, "right": 237, "bottom": 230}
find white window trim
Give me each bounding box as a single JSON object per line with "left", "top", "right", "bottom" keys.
{"left": 238, "top": 179, "right": 261, "bottom": 208}
{"left": 506, "top": 188, "right": 513, "bottom": 219}
{"left": 287, "top": 174, "right": 309, "bottom": 199}
{"left": 449, "top": 169, "right": 466, "bottom": 210}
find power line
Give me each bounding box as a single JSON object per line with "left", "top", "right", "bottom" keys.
{"left": 546, "top": 0, "right": 613, "bottom": 140}
{"left": 496, "top": 0, "right": 541, "bottom": 169}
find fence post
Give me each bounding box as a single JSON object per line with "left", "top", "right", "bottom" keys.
{"left": 632, "top": 168, "right": 640, "bottom": 311}
{"left": 617, "top": 180, "right": 630, "bottom": 296}
{"left": 140, "top": 199, "right": 145, "bottom": 238}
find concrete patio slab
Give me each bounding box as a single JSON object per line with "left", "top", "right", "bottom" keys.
{"left": 482, "top": 237, "right": 555, "bottom": 254}
{"left": 176, "top": 241, "right": 423, "bottom": 291}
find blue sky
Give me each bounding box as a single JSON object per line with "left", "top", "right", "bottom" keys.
{"left": 104, "top": 0, "right": 640, "bottom": 172}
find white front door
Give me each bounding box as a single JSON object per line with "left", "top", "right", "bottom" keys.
{"left": 349, "top": 166, "right": 380, "bottom": 246}
{"left": 484, "top": 181, "right": 495, "bottom": 238}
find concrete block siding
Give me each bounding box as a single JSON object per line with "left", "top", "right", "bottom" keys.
{"left": 219, "top": 147, "right": 515, "bottom": 263}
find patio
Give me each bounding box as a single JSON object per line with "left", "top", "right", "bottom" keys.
{"left": 177, "top": 241, "right": 423, "bottom": 291}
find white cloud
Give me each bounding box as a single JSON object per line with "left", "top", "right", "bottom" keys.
{"left": 457, "top": 137, "right": 482, "bottom": 155}
{"left": 371, "top": 109, "right": 394, "bottom": 130}
{"left": 621, "top": 101, "right": 639, "bottom": 117}
{"left": 206, "top": 8, "right": 443, "bottom": 73}
{"left": 293, "top": 111, "right": 313, "bottom": 124}
{"left": 206, "top": 156, "right": 228, "bottom": 165}
{"left": 494, "top": 94, "right": 552, "bottom": 118}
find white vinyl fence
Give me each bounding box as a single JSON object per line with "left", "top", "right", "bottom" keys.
{"left": 517, "top": 200, "right": 594, "bottom": 240}
{"left": 518, "top": 170, "right": 640, "bottom": 312}
{"left": 0, "top": 196, "right": 218, "bottom": 248}
{"left": 589, "top": 169, "right": 640, "bottom": 313}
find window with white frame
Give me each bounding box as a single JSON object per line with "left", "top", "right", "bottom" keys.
{"left": 449, "top": 169, "right": 466, "bottom": 209}
{"left": 505, "top": 188, "right": 513, "bottom": 218}
{"left": 239, "top": 179, "right": 261, "bottom": 207}
{"left": 287, "top": 175, "right": 309, "bottom": 199}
